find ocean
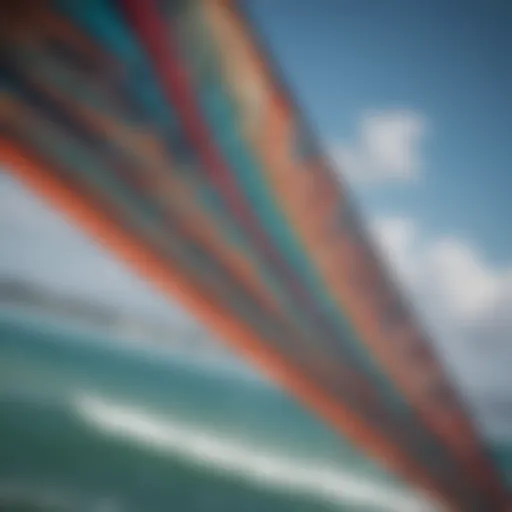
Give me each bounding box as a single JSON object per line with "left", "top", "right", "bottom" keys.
{"left": 0, "top": 307, "right": 485, "bottom": 511}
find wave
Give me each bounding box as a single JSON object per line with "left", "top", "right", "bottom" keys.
{"left": 74, "top": 393, "right": 441, "bottom": 512}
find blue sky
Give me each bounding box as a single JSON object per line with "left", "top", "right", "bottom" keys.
{"left": 1, "top": 1, "right": 511, "bottom": 438}
{"left": 246, "top": 0, "right": 512, "bottom": 266}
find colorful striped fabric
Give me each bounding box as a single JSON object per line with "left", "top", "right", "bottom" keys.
{"left": 1, "top": 1, "right": 510, "bottom": 509}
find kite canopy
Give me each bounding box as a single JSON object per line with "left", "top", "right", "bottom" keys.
{"left": 1, "top": 1, "right": 510, "bottom": 510}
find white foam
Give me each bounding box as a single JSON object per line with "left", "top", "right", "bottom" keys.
{"left": 74, "top": 393, "right": 442, "bottom": 512}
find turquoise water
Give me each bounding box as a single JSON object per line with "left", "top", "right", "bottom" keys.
{"left": 0, "top": 308, "right": 448, "bottom": 511}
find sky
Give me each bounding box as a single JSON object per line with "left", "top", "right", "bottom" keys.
{"left": 246, "top": 0, "right": 512, "bottom": 264}
{"left": 244, "top": 0, "right": 512, "bottom": 436}
{"left": 1, "top": 1, "right": 511, "bottom": 439}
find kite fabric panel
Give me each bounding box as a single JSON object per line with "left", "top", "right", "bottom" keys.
{"left": 0, "top": 1, "right": 510, "bottom": 510}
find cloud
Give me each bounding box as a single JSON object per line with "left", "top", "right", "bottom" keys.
{"left": 330, "top": 110, "right": 428, "bottom": 184}
{"left": 372, "top": 217, "right": 506, "bottom": 326}
{"left": 371, "top": 216, "right": 512, "bottom": 439}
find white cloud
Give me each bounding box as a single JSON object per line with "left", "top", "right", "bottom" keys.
{"left": 330, "top": 110, "right": 428, "bottom": 184}
{"left": 372, "top": 217, "right": 510, "bottom": 329}
{"left": 371, "top": 216, "right": 512, "bottom": 439}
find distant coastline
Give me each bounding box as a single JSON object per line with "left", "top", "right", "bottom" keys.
{"left": 0, "top": 277, "right": 231, "bottom": 360}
